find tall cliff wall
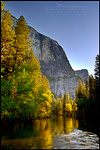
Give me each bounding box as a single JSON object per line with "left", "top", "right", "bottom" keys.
{"left": 11, "top": 15, "right": 85, "bottom": 99}
{"left": 28, "top": 26, "right": 75, "bottom": 77}
{"left": 75, "top": 69, "right": 89, "bottom": 81}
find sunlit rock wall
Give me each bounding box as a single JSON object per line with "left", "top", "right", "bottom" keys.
{"left": 11, "top": 15, "right": 85, "bottom": 99}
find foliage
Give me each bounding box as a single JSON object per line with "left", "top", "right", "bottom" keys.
{"left": 84, "top": 78, "right": 89, "bottom": 99}
{"left": 94, "top": 55, "right": 100, "bottom": 123}
{"left": 76, "top": 79, "right": 86, "bottom": 100}
{"left": 1, "top": 1, "right": 99, "bottom": 125}
{"left": 1, "top": 8, "right": 16, "bottom": 77}
{"left": 52, "top": 92, "right": 78, "bottom": 116}
{"left": 1, "top": 2, "right": 53, "bottom": 120}
{"left": 65, "top": 103, "right": 72, "bottom": 116}
{"left": 89, "top": 75, "right": 96, "bottom": 102}
{"left": 72, "top": 100, "right": 78, "bottom": 116}
{"left": 14, "top": 15, "right": 32, "bottom": 68}
{"left": 76, "top": 54, "right": 99, "bottom": 130}
{"left": 1, "top": 60, "right": 53, "bottom": 120}
{"left": 94, "top": 55, "right": 99, "bottom": 87}
{"left": 1, "top": 67, "right": 35, "bottom": 119}
{"left": 1, "top": 1, "right": 6, "bottom": 12}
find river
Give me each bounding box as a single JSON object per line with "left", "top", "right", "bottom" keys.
{"left": 1, "top": 116, "right": 99, "bottom": 149}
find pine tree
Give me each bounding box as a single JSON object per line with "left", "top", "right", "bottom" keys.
{"left": 69, "top": 97, "right": 73, "bottom": 105}
{"left": 77, "top": 79, "right": 85, "bottom": 99}
{"left": 94, "top": 55, "right": 99, "bottom": 87}
{"left": 1, "top": 1, "right": 6, "bottom": 12}
{"left": 1, "top": 9, "right": 16, "bottom": 77}
{"left": 63, "top": 92, "right": 66, "bottom": 114}
{"left": 94, "top": 54, "right": 99, "bottom": 122}
{"left": 1, "top": 3, "right": 54, "bottom": 120}
{"left": 84, "top": 78, "right": 89, "bottom": 99}
{"left": 42, "top": 75, "right": 50, "bottom": 92}
{"left": 66, "top": 91, "right": 70, "bottom": 103}
{"left": 89, "top": 75, "right": 96, "bottom": 102}
{"left": 27, "top": 49, "right": 41, "bottom": 72}
{"left": 13, "top": 15, "right": 32, "bottom": 70}
{"left": 75, "top": 88, "right": 78, "bottom": 101}
{"left": 72, "top": 99, "right": 78, "bottom": 116}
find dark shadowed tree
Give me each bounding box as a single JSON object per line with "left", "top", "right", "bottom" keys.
{"left": 94, "top": 54, "right": 99, "bottom": 122}
{"left": 94, "top": 55, "right": 99, "bottom": 88}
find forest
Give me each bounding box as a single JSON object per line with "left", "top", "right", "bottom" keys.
{"left": 1, "top": 1, "right": 99, "bottom": 125}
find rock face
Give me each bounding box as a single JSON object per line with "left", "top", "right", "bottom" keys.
{"left": 28, "top": 26, "right": 75, "bottom": 78}
{"left": 75, "top": 69, "right": 89, "bottom": 81}
{"left": 11, "top": 15, "right": 85, "bottom": 99}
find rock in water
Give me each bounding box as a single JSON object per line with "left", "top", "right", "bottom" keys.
{"left": 11, "top": 15, "right": 86, "bottom": 99}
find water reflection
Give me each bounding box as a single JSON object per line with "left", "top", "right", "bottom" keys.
{"left": 1, "top": 119, "right": 53, "bottom": 149}
{"left": 51, "top": 116, "right": 79, "bottom": 135}
{"left": 1, "top": 116, "right": 99, "bottom": 149}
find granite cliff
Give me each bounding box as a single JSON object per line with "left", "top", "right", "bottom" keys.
{"left": 11, "top": 15, "right": 87, "bottom": 99}
{"left": 75, "top": 69, "right": 89, "bottom": 81}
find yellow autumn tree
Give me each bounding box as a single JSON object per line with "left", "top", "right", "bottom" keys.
{"left": 76, "top": 79, "right": 86, "bottom": 100}
{"left": 1, "top": 1, "right": 6, "bottom": 12}
{"left": 13, "top": 15, "right": 32, "bottom": 69}
{"left": 1, "top": 7, "right": 16, "bottom": 77}
{"left": 65, "top": 103, "right": 72, "bottom": 116}
{"left": 1, "top": 2, "right": 54, "bottom": 120}
{"left": 72, "top": 100, "right": 78, "bottom": 116}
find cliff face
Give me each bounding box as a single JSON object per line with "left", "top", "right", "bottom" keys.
{"left": 75, "top": 69, "right": 89, "bottom": 81}
{"left": 11, "top": 15, "right": 85, "bottom": 99}
{"left": 28, "top": 26, "right": 75, "bottom": 78}
{"left": 28, "top": 25, "right": 85, "bottom": 98}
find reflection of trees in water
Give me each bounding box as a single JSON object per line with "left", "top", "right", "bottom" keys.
{"left": 1, "top": 117, "right": 79, "bottom": 149}
{"left": 73, "top": 117, "right": 79, "bottom": 129}
{"left": 34, "top": 119, "right": 53, "bottom": 149}
{"left": 63, "top": 117, "right": 73, "bottom": 133}
{"left": 65, "top": 117, "right": 73, "bottom": 133}
{"left": 53, "top": 116, "right": 79, "bottom": 134}
{"left": 51, "top": 116, "right": 79, "bottom": 135}
{"left": 63, "top": 116, "right": 66, "bottom": 134}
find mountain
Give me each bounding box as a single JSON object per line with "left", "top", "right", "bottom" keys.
{"left": 11, "top": 15, "right": 85, "bottom": 99}
{"left": 75, "top": 69, "right": 89, "bottom": 81}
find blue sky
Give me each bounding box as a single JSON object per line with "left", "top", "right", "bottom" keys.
{"left": 5, "top": 1, "right": 99, "bottom": 75}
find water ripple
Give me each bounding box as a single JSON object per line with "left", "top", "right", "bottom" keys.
{"left": 52, "top": 129, "right": 99, "bottom": 149}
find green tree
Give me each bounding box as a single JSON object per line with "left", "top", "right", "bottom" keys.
{"left": 75, "top": 88, "right": 78, "bottom": 101}
{"left": 94, "top": 55, "right": 99, "bottom": 122}
{"left": 66, "top": 91, "right": 70, "bottom": 103}
{"left": 1, "top": 65, "right": 36, "bottom": 120}
{"left": 89, "top": 75, "right": 96, "bottom": 102}
{"left": 72, "top": 99, "right": 78, "bottom": 116}
{"left": 1, "top": 3, "right": 54, "bottom": 120}
{"left": 94, "top": 55, "right": 99, "bottom": 88}
{"left": 63, "top": 92, "right": 66, "bottom": 114}
{"left": 77, "top": 79, "right": 85, "bottom": 99}
{"left": 13, "top": 15, "right": 32, "bottom": 70}
{"left": 41, "top": 75, "right": 50, "bottom": 92}
{"left": 1, "top": 8, "right": 16, "bottom": 77}
{"left": 56, "top": 97, "right": 63, "bottom": 115}
{"left": 69, "top": 97, "right": 73, "bottom": 105}
{"left": 84, "top": 78, "right": 89, "bottom": 99}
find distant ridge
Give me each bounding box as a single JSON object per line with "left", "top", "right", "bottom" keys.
{"left": 75, "top": 69, "right": 89, "bottom": 81}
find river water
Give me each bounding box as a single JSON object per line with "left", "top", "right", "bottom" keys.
{"left": 1, "top": 116, "right": 99, "bottom": 149}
